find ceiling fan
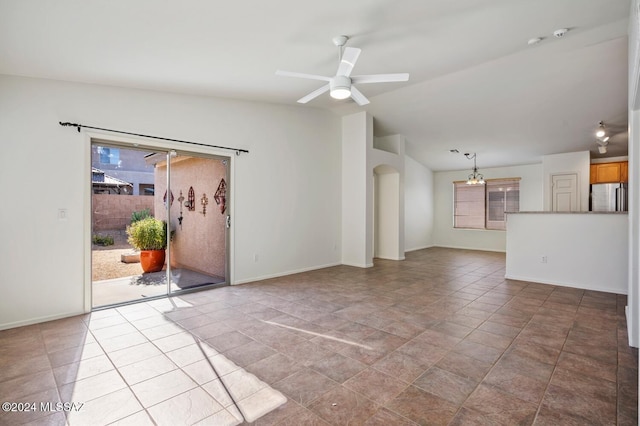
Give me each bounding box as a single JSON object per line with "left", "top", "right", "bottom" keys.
{"left": 276, "top": 36, "right": 409, "bottom": 106}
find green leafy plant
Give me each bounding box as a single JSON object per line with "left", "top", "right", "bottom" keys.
{"left": 126, "top": 217, "right": 167, "bottom": 251}
{"left": 131, "top": 208, "right": 152, "bottom": 224}
{"left": 92, "top": 234, "right": 114, "bottom": 246}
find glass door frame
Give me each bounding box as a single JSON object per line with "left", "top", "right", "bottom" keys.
{"left": 85, "top": 132, "right": 232, "bottom": 312}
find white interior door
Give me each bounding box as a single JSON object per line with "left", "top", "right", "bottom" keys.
{"left": 551, "top": 173, "right": 578, "bottom": 211}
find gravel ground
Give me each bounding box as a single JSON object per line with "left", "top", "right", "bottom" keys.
{"left": 92, "top": 248, "right": 143, "bottom": 281}
{"left": 92, "top": 229, "right": 143, "bottom": 281}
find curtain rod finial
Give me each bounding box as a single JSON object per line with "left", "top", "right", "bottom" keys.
{"left": 59, "top": 121, "right": 81, "bottom": 132}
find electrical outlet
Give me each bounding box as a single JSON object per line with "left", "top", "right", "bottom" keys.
{"left": 541, "top": 256, "right": 548, "bottom": 264}
{"left": 58, "top": 208, "right": 68, "bottom": 221}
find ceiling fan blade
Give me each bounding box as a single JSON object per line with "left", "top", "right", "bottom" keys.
{"left": 336, "top": 47, "right": 361, "bottom": 77}
{"left": 351, "top": 73, "right": 410, "bottom": 84}
{"left": 350, "top": 86, "right": 370, "bottom": 106}
{"left": 297, "top": 84, "right": 330, "bottom": 104}
{"left": 276, "top": 70, "right": 331, "bottom": 82}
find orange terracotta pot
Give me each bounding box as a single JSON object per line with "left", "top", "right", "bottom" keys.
{"left": 139, "top": 249, "right": 165, "bottom": 273}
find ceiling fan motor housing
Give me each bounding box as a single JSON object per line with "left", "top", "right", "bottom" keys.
{"left": 330, "top": 75, "right": 351, "bottom": 99}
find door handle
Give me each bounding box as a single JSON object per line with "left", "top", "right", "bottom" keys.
{"left": 226, "top": 215, "right": 231, "bottom": 229}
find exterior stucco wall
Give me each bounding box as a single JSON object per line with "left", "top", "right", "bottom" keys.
{"left": 154, "top": 157, "right": 227, "bottom": 278}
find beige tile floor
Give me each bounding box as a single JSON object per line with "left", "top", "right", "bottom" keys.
{"left": 0, "top": 247, "right": 637, "bottom": 425}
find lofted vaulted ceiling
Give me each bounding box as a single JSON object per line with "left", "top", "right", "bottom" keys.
{"left": 0, "top": 0, "right": 631, "bottom": 170}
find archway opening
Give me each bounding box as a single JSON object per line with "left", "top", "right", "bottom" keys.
{"left": 373, "top": 165, "right": 401, "bottom": 260}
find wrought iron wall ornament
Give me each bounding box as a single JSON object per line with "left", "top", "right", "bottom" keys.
{"left": 200, "top": 193, "right": 209, "bottom": 216}
{"left": 186, "top": 186, "right": 195, "bottom": 211}
{"left": 177, "top": 190, "right": 185, "bottom": 229}
{"left": 214, "top": 178, "right": 227, "bottom": 214}
{"left": 163, "top": 189, "right": 174, "bottom": 207}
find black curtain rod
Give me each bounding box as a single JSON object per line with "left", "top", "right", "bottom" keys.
{"left": 59, "top": 122, "right": 249, "bottom": 155}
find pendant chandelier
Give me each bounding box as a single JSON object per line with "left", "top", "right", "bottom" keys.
{"left": 465, "top": 153, "right": 485, "bottom": 185}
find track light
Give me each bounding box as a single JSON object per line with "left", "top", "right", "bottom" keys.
{"left": 464, "top": 153, "right": 485, "bottom": 185}
{"left": 595, "top": 125, "right": 610, "bottom": 154}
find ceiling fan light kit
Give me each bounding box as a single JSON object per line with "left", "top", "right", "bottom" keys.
{"left": 276, "top": 35, "right": 409, "bottom": 106}
{"left": 330, "top": 75, "right": 351, "bottom": 99}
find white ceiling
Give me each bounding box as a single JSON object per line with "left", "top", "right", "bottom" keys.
{"left": 0, "top": 0, "right": 631, "bottom": 170}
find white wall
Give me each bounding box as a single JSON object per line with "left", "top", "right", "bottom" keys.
{"left": 433, "top": 163, "right": 543, "bottom": 252}
{"left": 341, "top": 112, "right": 372, "bottom": 267}
{"left": 0, "top": 75, "right": 341, "bottom": 329}
{"left": 542, "top": 151, "right": 590, "bottom": 211}
{"left": 506, "top": 213, "right": 628, "bottom": 294}
{"left": 404, "top": 156, "right": 434, "bottom": 251}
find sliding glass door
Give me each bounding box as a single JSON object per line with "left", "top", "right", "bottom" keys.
{"left": 90, "top": 142, "right": 229, "bottom": 308}
{"left": 153, "top": 152, "right": 229, "bottom": 295}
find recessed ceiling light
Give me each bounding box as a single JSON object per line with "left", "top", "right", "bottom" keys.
{"left": 527, "top": 37, "right": 543, "bottom": 46}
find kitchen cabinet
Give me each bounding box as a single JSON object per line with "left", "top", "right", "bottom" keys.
{"left": 590, "top": 161, "right": 628, "bottom": 184}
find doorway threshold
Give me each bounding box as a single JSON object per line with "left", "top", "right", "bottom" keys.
{"left": 92, "top": 268, "right": 226, "bottom": 309}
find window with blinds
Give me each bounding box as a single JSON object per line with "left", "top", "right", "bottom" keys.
{"left": 453, "top": 178, "right": 520, "bottom": 230}
{"left": 485, "top": 179, "right": 520, "bottom": 230}
{"left": 453, "top": 183, "right": 485, "bottom": 229}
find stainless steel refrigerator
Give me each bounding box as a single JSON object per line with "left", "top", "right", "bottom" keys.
{"left": 590, "top": 183, "right": 628, "bottom": 212}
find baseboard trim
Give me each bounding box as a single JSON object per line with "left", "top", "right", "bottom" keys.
{"left": 233, "top": 262, "right": 342, "bottom": 285}
{"left": 504, "top": 274, "right": 627, "bottom": 295}
{"left": 404, "top": 245, "right": 434, "bottom": 253}
{"left": 0, "top": 310, "right": 87, "bottom": 331}
{"left": 341, "top": 262, "right": 374, "bottom": 268}
{"left": 434, "top": 244, "right": 506, "bottom": 253}
{"left": 374, "top": 256, "right": 406, "bottom": 261}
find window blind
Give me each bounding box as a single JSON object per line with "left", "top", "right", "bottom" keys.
{"left": 453, "top": 182, "right": 485, "bottom": 229}
{"left": 453, "top": 178, "right": 520, "bottom": 230}
{"left": 485, "top": 178, "right": 520, "bottom": 230}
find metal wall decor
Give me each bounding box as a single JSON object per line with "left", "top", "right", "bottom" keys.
{"left": 163, "top": 189, "right": 174, "bottom": 207}
{"left": 177, "top": 190, "right": 185, "bottom": 228}
{"left": 214, "top": 178, "right": 227, "bottom": 214}
{"left": 186, "top": 186, "right": 195, "bottom": 211}
{"left": 200, "top": 193, "right": 209, "bottom": 216}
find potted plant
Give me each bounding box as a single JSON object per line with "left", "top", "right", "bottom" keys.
{"left": 126, "top": 217, "right": 168, "bottom": 273}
